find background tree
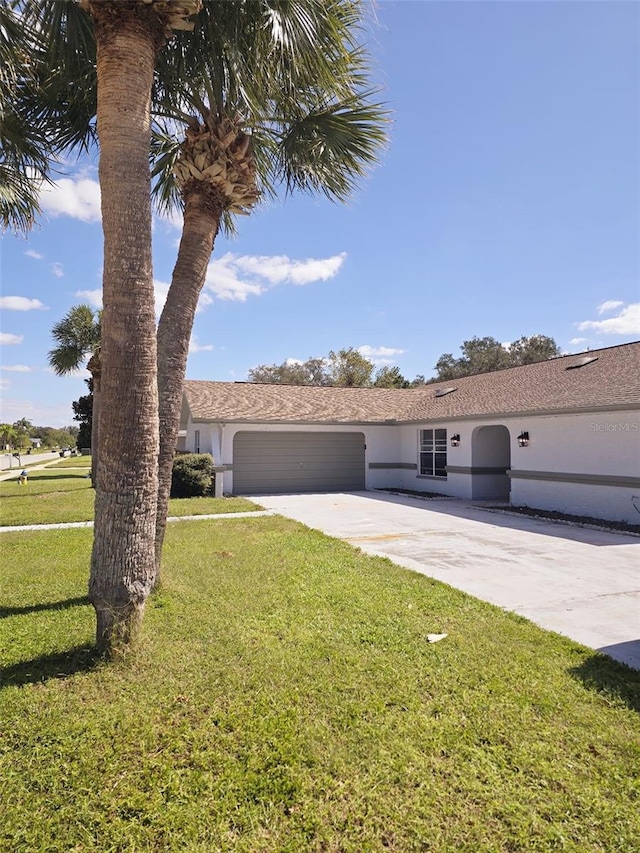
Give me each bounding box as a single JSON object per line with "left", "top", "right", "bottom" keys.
{"left": 43, "top": 426, "right": 77, "bottom": 448}
{"left": 0, "top": 424, "right": 19, "bottom": 450}
{"left": 248, "top": 361, "right": 321, "bottom": 386}
{"left": 72, "top": 381, "right": 94, "bottom": 451}
{"left": 409, "top": 374, "right": 427, "bottom": 387}
{"left": 248, "top": 351, "right": 418, "bottom": 388}
{"left": 433, "top": 334, "right": 561, "bottom": 381}
{"left": 249, "top": 349, "right": 377, "bottom": 387}
{"left": 48, "top": 304, "right": 101, "bottom": 481}
{"left": 373, "top": 365, "right": 410, "bottom": 388}
{"left": 326, "top": 348, "right": 375, "bottom": 386}
{"left": 12, "top": 418, "right": 35, "bottom": 451}
{"left": 507, "top": 334, "right": 561, "bottom": 365}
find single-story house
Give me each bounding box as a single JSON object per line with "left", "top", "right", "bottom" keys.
{"left": 180, "top": 341, "right": 640, "bottom": 524}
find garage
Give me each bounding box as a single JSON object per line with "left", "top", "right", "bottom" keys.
{"left": 232, "top": 431, "right": 365, "bottom": 495}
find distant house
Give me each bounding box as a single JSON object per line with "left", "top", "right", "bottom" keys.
{"left": 30, "top": 437, "right": 43, "bottom": 449}
{"left": 180, "top": 342, "right": 640, "bottom": 524}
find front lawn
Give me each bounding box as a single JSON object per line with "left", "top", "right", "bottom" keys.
{"left": 48, "top": 455, "right": 92, "bottom": 468}
{"left": 1, "top": 517, "right": 638, "bottom": 852}
{"left": 0, "top": 470, "right": 260, "bottom": 526}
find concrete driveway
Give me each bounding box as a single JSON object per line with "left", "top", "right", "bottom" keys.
{"left": 256, "top": 491, "right": 640, "bottom": 669}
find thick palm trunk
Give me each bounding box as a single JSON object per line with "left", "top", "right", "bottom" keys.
{"left": 89, "top": 5, "right": 162, "bottom": 654}
{"left": 90, "top": 380, "right": 100, "bottom": 484}
{"left": 155, "top": 193, "right": 220, "bottom": 578}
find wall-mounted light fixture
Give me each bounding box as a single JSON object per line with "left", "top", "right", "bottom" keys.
{"left": 450, "top": 433, "right": 461, "bottom": 447}
{"left": 517, "top": 431, "right": 530, "bottom": 448}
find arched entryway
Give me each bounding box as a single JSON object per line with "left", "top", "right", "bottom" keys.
{"left": 470, "top": 425, "right": 511, "bottom": 500}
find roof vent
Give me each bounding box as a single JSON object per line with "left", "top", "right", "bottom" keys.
{"left": 565, "top": 356, "right": 599, "bottom": 370}
{"left": 434, "top": 387, "right": 457, "bottom": 398}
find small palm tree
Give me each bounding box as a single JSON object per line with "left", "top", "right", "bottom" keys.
{"left": 150, "top": 4, "right": 388, "bottom": 573}
{"left": 49, "top": 304, "right": 101, "bottom": 482}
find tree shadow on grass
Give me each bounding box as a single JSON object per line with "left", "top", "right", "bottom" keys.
{"left": 569, "top": 653, "right": 640, "bottom": 713}
{"left": 1, "top": 644, "right": 100, "bottom": 689}
{"left": 0, "top": 596, "right": 89, "bottom": 619}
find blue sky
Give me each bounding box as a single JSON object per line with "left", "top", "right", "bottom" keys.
{"left": 1, "top": 0, "right": 639, "bottom": 427}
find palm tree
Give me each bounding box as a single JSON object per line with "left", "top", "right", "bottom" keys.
{"left": 0, "top": 3, "right": 52, "bottom": 231}
{"left": 19, "top": 0, "right": 385, "bottom": 652}
{"left": 22, "top": 0, "right": 204, "bottom": 654}
{"left": 150, "top": 6, "right": 387, "bottom": 574}
{"left": 0, "top": 424, "right": 19, "bottom": 451}
{"left": 48, "top": 304, "right": 102, "bottom": 481}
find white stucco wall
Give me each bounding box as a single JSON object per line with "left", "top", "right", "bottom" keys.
{"left": 510, "top": 479, "right": 639, "bottom": 525}
{"left": 183, "top": 408, "right": 640, "bottom": 523}
{"left": 397, "top": 411, "right": 640, "bottom": 522}
{"left": 507, "top": 410, "right": 640, "bottom": 524}
{"left": 508, "top": 411, "right": 639, "bottom": 476}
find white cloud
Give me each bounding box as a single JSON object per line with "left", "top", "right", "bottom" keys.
{"left": 189, "top": 336, "right": 214, "bottom": 354}
{"left": 51, "top": 262, "right": 64, "bottom": 278}
{"left": 233, "top": 252, "right": 346, "bottom": 285}
{"left": 25, "top": 249, "right": 43, "bottom": 260}
{"left": 154, "top": 279, "right": 170, "bottom": 318}
{"left": 204, "top": 251, "right": 346, "bottom": 302}
{"left": 197, "top": 292, "right": 214, "bottom": 312}
{"left": 577, "top": 302, "right": 640, "bottom": 336}
{"left": 0, "top": 296, "right": 46, "bottom": 311}
{"left": 155, "top": 207, "right": 183, "bottom": 232}
{"left": 1, "top": 365, "right": 31, "bottom": 373}
{"left": 75, "top": 289, "right": 103, "bottom": 308}
{"left": 205, "top": 255, "right": 264, "bottom": 302}
{"left": 358, "top": 345, "right": 405, "bottom": 359}
{"left": 285, "top": 358, "right": 305, "bottom": 366}
{"left": 597, "top": 300, "right": 624, "bottom": 315}
{"left": 0, "top": 378, "right": 9, "bottom": 390}
{"left": 40, "top": 177, "right": 101, "bottom": 223}
{"left": 569, "top": 337, "right": 587, "bottom": 346}
{"left": 0, "top": 333, "right": 24, "bottom": 345}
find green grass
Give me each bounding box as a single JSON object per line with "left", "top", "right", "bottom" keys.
{"left": 48, "top": 455, "right": 92, "bottom": 468}
{"left": 1, "top": 518, "right": 638, "bottom": 852}
{"left": 0, "top": 470, "right": 260, "bottom": 526}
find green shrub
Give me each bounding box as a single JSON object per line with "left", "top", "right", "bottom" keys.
{"left": 170, "top": 453, "right": 214, "bottom": 498}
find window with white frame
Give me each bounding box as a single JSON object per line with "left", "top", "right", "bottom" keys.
{"left": 419, "top": 428, "right": 447, "bottom": 477}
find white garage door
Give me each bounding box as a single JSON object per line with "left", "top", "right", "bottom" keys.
{"left": 232, "top": 431, "right": 365, "bottom": 495}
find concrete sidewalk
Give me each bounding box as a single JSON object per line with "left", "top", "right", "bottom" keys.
{"left": 0, "top": 460, "right": 69, "bottom": 482}
{"left": 257, "top": 491, "right": 640, "bottom": 669}
{"left": 0, "top": 509, "right": 273, "bottom": 534}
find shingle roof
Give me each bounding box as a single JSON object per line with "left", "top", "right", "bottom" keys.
{"left": 184, "top": 342, "right": 640, "bottom": 424}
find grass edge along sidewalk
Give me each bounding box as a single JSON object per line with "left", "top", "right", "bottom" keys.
{"left": 0, "top": 466, "right": 261, "bottom": 527}
{"left": 1, "top": 516, "right": 639, "bottom": 852}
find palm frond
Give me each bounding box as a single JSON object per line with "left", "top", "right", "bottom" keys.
{"left": 48, "top": 304, "right": 101, "bottom": 376}
{"left": 276, "top": 94, "right": 390, "bottom": 202}
{"left": 151, "top": 1, "right": 388, "bottom": 221}
{"left": 150, "top": 124, "right": 184, "bottom": 218}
